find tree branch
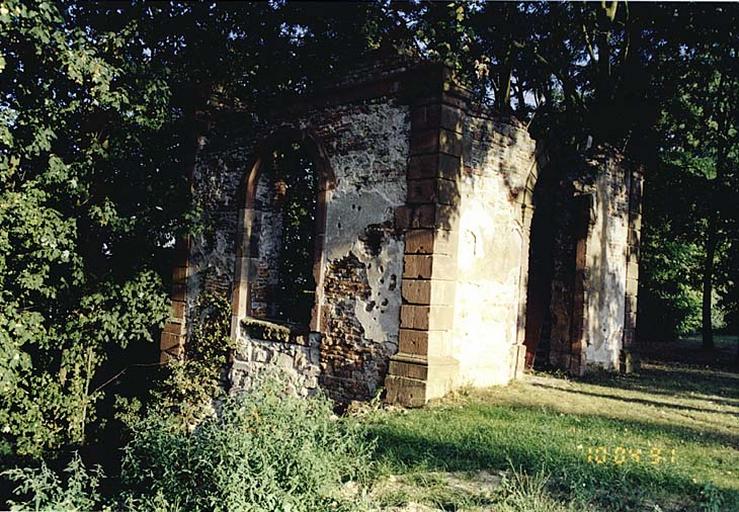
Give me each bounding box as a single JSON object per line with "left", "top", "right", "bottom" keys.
{"left": 91, "top": 361, "right": 167, "bottom": 396}
{"left": 582, "top": 23, "right": 598, "bottom": 64}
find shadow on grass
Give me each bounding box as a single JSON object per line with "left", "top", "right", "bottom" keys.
{"left": 367, "top": 407, "right": 739, "bottom": 511}
{"left": 529, "top": 381, "right": 739, "bottom": 419}
{"left": 493, "top": 404, "right": 735, "bottom": 453}
{"left": 639, "top": 336, "right": 739, "bottom": 372}
{"left": 579, "top": 364, "right": 739, "bottom": 407}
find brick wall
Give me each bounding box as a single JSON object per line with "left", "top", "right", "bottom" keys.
{"left": 179, "top": 92, "right": 410, "bottom": 404}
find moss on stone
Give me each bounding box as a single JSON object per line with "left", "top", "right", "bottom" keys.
{"left": 241, "top": 317, "right": 309, "bottom": 344}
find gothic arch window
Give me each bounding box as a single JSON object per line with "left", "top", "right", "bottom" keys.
{"left": 232, "top": 130, "right": 332, "bottom": 335}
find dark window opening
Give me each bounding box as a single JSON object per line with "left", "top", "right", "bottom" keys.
{"left": 252, "top": 140, "right": 319, "bottom": 327}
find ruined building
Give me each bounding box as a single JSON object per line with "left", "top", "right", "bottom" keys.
{"left": 159, "top": 60, "right": 643, "bottom": 406}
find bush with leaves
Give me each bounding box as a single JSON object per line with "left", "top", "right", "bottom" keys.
{"left": 638, "top": 227, "right": 704, "bottom": 340}
{"left": 155, "top": 290, "right": 236, "bottom": 428}
{"left": 4, "top": 379, "right": 374, "bottom": 512}
{"left": 2, "top": 455, "right": 106, "bottom": 512}
{"left": 0, "top": 0, "right": 183, "bottom": 459}
{"left": 123, "top": 379, "right": 373, "bottom": 512}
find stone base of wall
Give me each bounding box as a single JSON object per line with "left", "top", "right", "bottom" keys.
{"left": 229, "top": 318, "right": 321, "bottom": 397}
{"left": 619, "top": 348, "right": 640, "bottom": 374}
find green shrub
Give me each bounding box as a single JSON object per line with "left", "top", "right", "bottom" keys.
{"left": 2, "top": 454, "right": 106, "bottom": 512}
{"left": 154, "top": 290, "right": 236, "bottom": 429}
{"left": 120, "top": 378, "right": 373, "bottom": 511}
{"left": 0, "top": 0, "right": 175, "bottom": 459}
{"left": 5, "top": 379, "right": 374, "bottom": 511}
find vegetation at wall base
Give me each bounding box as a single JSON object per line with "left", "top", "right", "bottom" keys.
{"left": 153, "top": 290, "right": 236, "bottom": 429}
{"left": 6, "top": 345, "right": 735, "bottom": 511}
{"left": 3, "top": 379, "right": 374, "bottom": 512}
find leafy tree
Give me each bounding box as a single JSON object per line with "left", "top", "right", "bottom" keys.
{"left": 0, "top": 0, "right": 179, "bottom": 457}
{"left": 0, "top": 0, "right": 395, "bottom": 462}
{"left": 644, "top": 4, "right": 738, "bottom": 346}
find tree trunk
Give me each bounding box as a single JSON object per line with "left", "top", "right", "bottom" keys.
{"left": 702, "top": 207, "right": 718, "bottom": 350}
{"left": 702, "top": 129, "right": 730, "bottom": 351}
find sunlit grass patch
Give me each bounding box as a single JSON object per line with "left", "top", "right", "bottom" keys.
{"left": 362, "top": 364, "right": 739, "bottom": 511}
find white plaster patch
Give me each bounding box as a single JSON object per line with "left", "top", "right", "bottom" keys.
{"left": 353, "top": 239, "right": 404, "bottom": 346}
{"left": 325, "top": 186, "right": 401, "bottom": 262}
{"left": 451, "top": 121, "right": 537, "bottom": 389}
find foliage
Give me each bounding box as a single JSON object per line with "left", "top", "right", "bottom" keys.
{"left": 4, "top": 380, "right": 374, "bottom": 512}
{"left": 0, "top": 0, "right": 391, "bottom": 469}
{"left": 154, "top": 290, "right": 235, "bottom": 429}
{"left": 269, "top": 141, "right": 320, "bottom": 326}
{"left": 0, "top": 0, "right": 178, "bottom": 458}
{"left": 2, "top": 454, "right": 105, "bottom": 512}
{"left": 639, "top": 194, "right": 704, "bottom": 339}
{"left": 120, "top": 379, "right": 373, "bottom": 512}
{"left": 496, "top": 467, "right": 581, "bottom": 512}
{"left": 637, "top": 5, "right": 739, "bottom": 342}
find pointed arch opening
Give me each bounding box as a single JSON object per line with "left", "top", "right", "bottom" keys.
{"left": 231, "top": 129, "right": 334, "bottom": 337}
{"left": 521, "top": 157, "right": 592, "bottom": 374}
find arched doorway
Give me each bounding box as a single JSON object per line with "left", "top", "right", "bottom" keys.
{"left": 523, "top": 165, "right": 559, "bottom": 369}
{"left": 522, "top": 158, "right": 592, "bottom": 374}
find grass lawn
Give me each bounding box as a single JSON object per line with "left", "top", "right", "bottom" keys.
{"left": 361, "top": 336, "right": 738, "bottom": 511}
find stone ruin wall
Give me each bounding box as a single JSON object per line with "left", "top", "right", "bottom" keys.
{"left": 309, "top": 101, "right": 409, "bottom": 401}
{"left": 186, "top": 99, "right": 410, "bottom": 402}
{"left": 545, "top": 149, "right": 641, "bottom": 374}
{"left": 383, "top": 92, "right": 539, "bottom": 405}
{"left": 160, "top": 62, "right": 643, "bottom": 405}
{"left": 582, "top": 151, "right": 636, "bottom": 370}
